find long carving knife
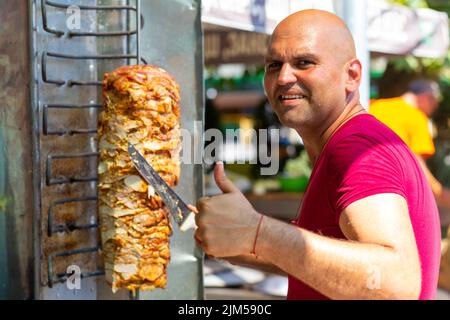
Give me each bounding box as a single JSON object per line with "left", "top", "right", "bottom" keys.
{"left": 128, "top": 142, "right": 196, "bottom": 232}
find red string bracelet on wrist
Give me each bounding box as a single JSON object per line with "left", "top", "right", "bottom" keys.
{"left": 251, "top": 214, "right": 264, "bottom": 258}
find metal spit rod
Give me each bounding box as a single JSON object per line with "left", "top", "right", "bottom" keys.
{"left": 48, "top": 246, "right": 104, "bottom": 287}
{"left": 47, "top": 196, "right": 99, "bottom": 237}
{"left": 41, "top": 0, "right": 138, "bottom": 37}
{"left": 43, "top": 103, "right": 103, "bottom": 136}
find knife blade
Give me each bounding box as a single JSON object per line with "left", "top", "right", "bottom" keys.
{"left": 128, "top": 142, "right": 196, "bottom": 232}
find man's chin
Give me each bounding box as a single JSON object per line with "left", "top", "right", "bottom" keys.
{"left": 278, "top": 115, "right": 303, "bottom": 129}
{"left": 274, "top": 108, "right": 303, "bottom": 128}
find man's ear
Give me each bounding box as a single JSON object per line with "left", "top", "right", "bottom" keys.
{"left": 345, "top": 59, "right": 362, "bottom": 93}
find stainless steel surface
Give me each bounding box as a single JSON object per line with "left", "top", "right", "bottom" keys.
{"left": 0, "top": 0, "right": 205, "bottom": 300}
{"left": 128, "top": 143, "right": 192, "bottom": 228}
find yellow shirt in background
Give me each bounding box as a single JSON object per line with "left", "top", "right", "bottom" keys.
{"left": 370, "top": 97, "right": 435, "bottom": 158}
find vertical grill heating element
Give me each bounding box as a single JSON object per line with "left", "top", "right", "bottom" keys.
{"left": 33, "top": 0, "right": 143, "bottom": 297}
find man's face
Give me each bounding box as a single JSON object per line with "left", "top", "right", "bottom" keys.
{"left": 263, "top": 27, "right": 348, "bottom": 131}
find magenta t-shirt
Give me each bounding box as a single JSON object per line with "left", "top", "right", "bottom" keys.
{"left": 288, "top": 114, "right": 441, "bottom": 300}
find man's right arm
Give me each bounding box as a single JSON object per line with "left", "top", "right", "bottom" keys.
{"left": 224, "top": 255, "right": 287, "bottom": 276}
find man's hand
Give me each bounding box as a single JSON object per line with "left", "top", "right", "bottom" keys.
{"left": 195, "top": 162, "right": 261, "bottom": 257}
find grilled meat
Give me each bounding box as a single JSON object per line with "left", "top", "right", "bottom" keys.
{"left": 98, "top": 65, "right": 180, "bottom": 293}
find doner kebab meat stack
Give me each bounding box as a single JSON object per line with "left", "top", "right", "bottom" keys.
{"left": 98, "top": 65, "right": 181, "bottom": 293}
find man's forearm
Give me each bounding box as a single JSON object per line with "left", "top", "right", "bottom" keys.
{"left": 256, "top": 216, "right": 420, "bottom": 300}
{"left": 224, "top": 255, "right": 287, "bottom": 276}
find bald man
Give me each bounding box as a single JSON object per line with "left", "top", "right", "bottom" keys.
{"left": 194, "top": 10, "right": 441, "bottom": 300}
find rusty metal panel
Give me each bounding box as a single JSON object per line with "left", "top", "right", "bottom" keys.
{"left": 0, "top": 0, "right": 34, "bottom": 300}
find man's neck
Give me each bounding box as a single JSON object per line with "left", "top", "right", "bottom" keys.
{"left": 302, "top": 101, "right": 366, "bottom": 165}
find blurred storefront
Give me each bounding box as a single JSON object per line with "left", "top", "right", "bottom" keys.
{"left": 200, "top": 0, "right": 449, "bottom": 299}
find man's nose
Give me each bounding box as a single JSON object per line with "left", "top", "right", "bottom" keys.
{"left": 277, "top": 63, "right": 297, "bottom": 85}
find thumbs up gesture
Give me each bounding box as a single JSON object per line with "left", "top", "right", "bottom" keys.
{"left": 194, "top": 162, "right": 262, "bottom": 258}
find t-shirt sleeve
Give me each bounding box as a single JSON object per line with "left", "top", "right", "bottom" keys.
{"left": 327, "top": 133, "right": 407, "bottom": 224}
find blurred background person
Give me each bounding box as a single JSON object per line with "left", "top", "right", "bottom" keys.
{"left": 370, "top": 79, "right": 450, "bottom": 292}
{"left": 370, "top": 79, "right": 450, "bottom": 210}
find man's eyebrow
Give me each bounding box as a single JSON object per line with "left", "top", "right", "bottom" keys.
{"left": 264, "top": 55, "right": 277, "bottom": 63}
{"left": 293, "top": 53, "right": 318, "bottom": 61}
{"left": 264, "top": 52, "right": 318, "bottom": 63}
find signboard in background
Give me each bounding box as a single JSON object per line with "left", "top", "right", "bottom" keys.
{"left": 204, "top": 30, "right": 269, "bottom": 65}
{"left": 202, "top": 0, "right": 335, "bottom": 34}
{"left": 202, "top": 0, "right": 335, "bottom": 65}
{"left": 202, "top": 0, "right": 448, "bottom": 59}
{"left": 367, "top": 0, "right": 449, "bottom": 58}
{"left": 202, "top": 0, "right": 277, "bottom": 33}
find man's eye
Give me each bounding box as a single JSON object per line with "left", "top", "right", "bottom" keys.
{"left": 296, "top": 60, "right": 313, "bottom": 68}
{"left": 265, "top": 62, "right": 281, "bottom": 71}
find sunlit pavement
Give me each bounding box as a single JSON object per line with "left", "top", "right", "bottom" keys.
{"left": 437, "top": 288, "right": 450, "bottom": 300}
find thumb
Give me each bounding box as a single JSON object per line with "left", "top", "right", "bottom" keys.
{"left": 214, "top": 161, "right": 239, "bottom": 194}
{"left": 187, "top": 204, "right": 198, "bottom": 214}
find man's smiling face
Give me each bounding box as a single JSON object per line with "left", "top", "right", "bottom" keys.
{"left": 263, "top": 11, "right": 357, "bottom": 133}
